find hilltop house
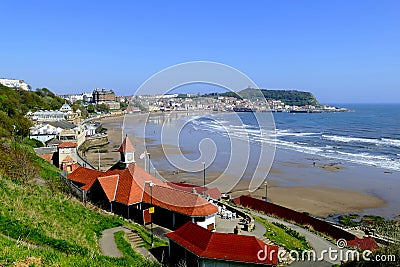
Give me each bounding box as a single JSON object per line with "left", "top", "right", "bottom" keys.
{"left": 67, "top": 136, "right": 218, "bottom": 230}
{"left": 166, "top": 222, "right": 278, "bottom": 267}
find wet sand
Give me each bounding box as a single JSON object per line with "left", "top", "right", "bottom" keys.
{"left": 247, "top": 186, "right": 386, "bottom": 217}
{"left": 84, "top": 113, "right": 397, "bottom": 218}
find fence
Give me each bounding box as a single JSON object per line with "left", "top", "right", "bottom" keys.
{"left": 59, "top": 171, "right": 86, "bottom": 202}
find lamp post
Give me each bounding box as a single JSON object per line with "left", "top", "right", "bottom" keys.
{"left": 146, "top": 181, "right": 155, "bottom": 247}
{"left": 147, "top": 153, "right": 151, "bottom": 174}
{"left": 202, "top": 162, "right": 206, "bottom": 195}
{"left": 98, "top": 149, "right": 101, "bottom": 171}
{"left": 264, "top": 181, "right": 268, "bottom": 202}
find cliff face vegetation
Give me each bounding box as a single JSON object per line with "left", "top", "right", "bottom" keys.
{"left": 0, "top": 85, "right": 65, "bottom": 138}
{"left": 0, "top": 141, "right": 162, "bottom": 266}
{"left": 0, "top": 86, "right": 162, "bottom": 266}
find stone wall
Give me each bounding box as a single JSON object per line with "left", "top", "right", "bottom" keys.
{"left": 79, "top": 134, "right": 109, "bottom": 152}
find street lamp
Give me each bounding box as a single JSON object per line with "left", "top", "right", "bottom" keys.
{"left": 145, "top": 181, "right": 155, "bottom": 247}
{"left": 202, "top": 162, "right": 206, "bottom": 195}
{"left": 264, "top": 181, "right": 268, "bottom": 202}
{"left": 147, "top": 153, "right": 151, "bottom": 174}
{"left": 98, "top": 149, "right": 101, "bottom": 171}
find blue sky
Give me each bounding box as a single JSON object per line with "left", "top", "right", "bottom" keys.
{"left": 1, "top": 0, "right": 399, "bottom": 103}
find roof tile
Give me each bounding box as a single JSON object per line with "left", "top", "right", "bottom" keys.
{"left": 118, "top": 136, "right": 135, "bottom": 153}
{"left": 166, "top": 222, "right": 278, "bottom": 265}
{"left": 58, "top": 142, "right": 77, "bottom": 148}
{"left": 142, "top": 184, "right": 218, "bottom": 216}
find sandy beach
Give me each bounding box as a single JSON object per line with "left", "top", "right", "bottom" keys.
{"left": 83, "top": 113, "right": 395, "bottom": 219}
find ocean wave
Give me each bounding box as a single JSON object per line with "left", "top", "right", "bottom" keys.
{"left": 277, "top": 131, "right": 320, "bottom": 137}
{"left": 323, "top": 135, "right": 400, "bottom": 148}
{"left": 185, "top": 117, "right": 400, "bottom": 171}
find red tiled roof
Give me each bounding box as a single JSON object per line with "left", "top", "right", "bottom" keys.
{"left": 118, "top": 136, "right": 135, "bottom": 153}
{"left": 112, "top": 163, "right": 165, "bottom": 204}
{"left": 62, "top": 155, "right": 74, "bottom": 162}
{"left": 58, "top": 142, "right": 77, "bottom": 148}
{"left": 67, "top": 163, "right": 218, "bottom": 217}
{"left": 167, "top": 182, "right": 222, "bottom": 199}
{"left": 142, "top": 184, "right": 218, "bottom": 217}
{"left": 347, "top": 237, "right": 379, "bottom": 251}
{"left": 67, "top": 164, "right": 164, "bottom": 204}
{"left": 39, "top": 154, "right": 53, "bottom": 163}
{"left": 67, "top": 167, "right": 102, "bottom": 190}
{"left": 166, "top": 222, "right": 278, "bottom": 265}
{"left": 97, "top": 175, "right": 119, "bottom": 201}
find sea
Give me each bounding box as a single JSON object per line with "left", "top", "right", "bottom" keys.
{"left": 122, "top": 104, "right": 400, "bottom": 216}
{"left": 171, "top": 104, "right": 400, "bottom": 172}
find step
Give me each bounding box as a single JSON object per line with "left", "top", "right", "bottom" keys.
{"left": 125, "top": 232, "right": 145, "bottom": 247}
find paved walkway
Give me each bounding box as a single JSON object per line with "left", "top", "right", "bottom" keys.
{"left": 99, "top": 226, "right": 157, "bottom": 262}
{"left": 100, "top": 227, "right": 131, "bottom": 257}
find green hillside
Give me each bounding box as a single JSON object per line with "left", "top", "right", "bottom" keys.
{"left": 0, "top": 84, "right": 65, "bottom": 138}
{"left": 239, "top": 88, "right": 320, "bottom": 106}
{"left": 205, "top": 88, "right": 321, "bottom": 106}
{"left": 0, "top": 140, "right": 163, "bottom": 266}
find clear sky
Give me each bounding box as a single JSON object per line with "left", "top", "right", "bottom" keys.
{"left": 1, "top": 0, "right": 399, "bottom": 103}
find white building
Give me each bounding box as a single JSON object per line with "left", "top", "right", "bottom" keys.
{"left": 59, "top": 103, "right": 73, "bottom": 113}
{"left": 30, "top": 124, "right": 63, "bottom": 143}
{"left": 29, "top": 110, "right": 66, "bottom": 122}
{"left": 0, "top": 78, "right": 30, "bottom": 91}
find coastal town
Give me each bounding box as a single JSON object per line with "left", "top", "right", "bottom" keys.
{"left": 2, "top": 1, "right": 399, "bottom": 266}
{"left": 1, "top": 78, "right": 395, "bottom": 267}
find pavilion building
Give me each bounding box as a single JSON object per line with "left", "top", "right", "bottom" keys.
{"left": 67, "top": 136, "right": 218, "bottom": 230}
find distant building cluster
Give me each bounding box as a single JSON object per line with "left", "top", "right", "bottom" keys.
{"left": 137, "top": 94, "right": 346, "bottom": 113}
{"left": 27, "top": 103, "right": 82, "bottom": 124}
{"left": 59, "top": 88, "right": 123, "bottom": 110}
{"left": 0, "top": 78, "right": 30, "bottom": 91}
{"left": 138, "top": 94, "right": 282, "bottom": 112}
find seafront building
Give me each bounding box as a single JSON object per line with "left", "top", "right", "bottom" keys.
{"left": 66, "top": 136, "right": 218, "bottom": 230}
{"left": 166, "top": 222, "right": 278, "bottom": 266}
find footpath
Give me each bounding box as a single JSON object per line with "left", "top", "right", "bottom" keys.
{"left": 99, "top": 226, "right": 157, "bottom": 262}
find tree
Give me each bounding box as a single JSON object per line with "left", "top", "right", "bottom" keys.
{"left": 87, "top": 104, "right": 95, "bottom": 113}
{"left": 96, "top": 103, "right": 109, "bottom": 113}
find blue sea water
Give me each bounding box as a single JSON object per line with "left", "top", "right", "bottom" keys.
{"left": 182, "top": 104, "right": 400, "bottom": 172}
{"left": 273, "top": 104, "right": 400, "bottom": 171}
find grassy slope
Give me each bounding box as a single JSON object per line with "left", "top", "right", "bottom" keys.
{"left": 0, "top": 140, "right": 164, "bottom": 266}
{"left": 254, "top": 216, "right": 311, "bottom": 252}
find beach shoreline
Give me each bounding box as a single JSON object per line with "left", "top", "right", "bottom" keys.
{"left": 84, "top": 112, "right": 396, "bottom": 219}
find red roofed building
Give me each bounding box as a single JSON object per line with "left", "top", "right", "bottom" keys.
{"left": 167, "top": 182, "right": 222, "bottom": 200}
{"left": 57, "top": 142, "right": 78, "bottom": 173}
{"left": 143, "top": 183, "right": 218, "bottom": 230}
{"left": 347, "top": 237, "right": 379, "bottom": 251}
{"left": 166, "top": 222, "right": 278, "bottom": 267}
{"left": 67, "top": 136, "right": 217, "bottom": 230}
